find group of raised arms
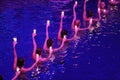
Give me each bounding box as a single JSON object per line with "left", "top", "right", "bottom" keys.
{"left": 11, "top": 0, "right": 119, "bottom": 80}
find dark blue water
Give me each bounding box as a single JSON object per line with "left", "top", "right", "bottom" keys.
{"left": 0, "top": 0, "right": 120, "bottom": 80}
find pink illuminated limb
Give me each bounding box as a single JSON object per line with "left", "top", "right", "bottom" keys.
{"left": 43, "top": 20, "right": 50, "bottom": 50}
{"left": 53, "top": 37, "right": 66, "bottom": 52}
{"left": 83, "top": 0, "right": 100, "bottom": 21}
{"left": 66, "top": 26, "right": 78, "bottom": 41}
{"left": 13, "top": 37, "right": 18, "bottom": 70}
{"left": 38, "top": 57, "right": 48, "bottom": 62}
{"left": 83, "top": 0, "right": 88, "bottom": 21}
{"left": 37, "top": 47, "right": 52, "bottom": 62}
{"left": 37, "top": 47, "right": 53, "bottom": 62}
{"left": 98, "top": 0, "right": 101, "bottom": 10}
{"left": 71, "top": 18, "right": 92, "bottom": 34}
{"left": 98, "top": 0, "right": 101, "bottom": 20}
{"left": 42, "top": 48, "right": 53, "bottom": 61}
{"left": 78, "top": 18, "right": 93, "bottom": 31}
{"left": 98, "top": 8, "right": 101, "bottom": 20}
{"left": 38, "top": 53, "right": 52, "bottom": 62}
{"left": 94, "top": 0, "right": 101, "bottom": 21}
{"left": 21, "top": 61, "right": 37, "bottom": 72}
{"left": 48, "top": 47, "right": 53, "bottom": 58}
{"left": 32, "top": 29, "right": 37, "bottom": 60}
{"left": 12, "top": 71, "right": 20, "bottom": 80}
{"left": 88, "top": 18, "right": 93, "bottom": 28}
{"left": 58, "top": 11, "right": 64, "bottom": 40}
{"left": 72, "top": 1, "right": 77, "bottom": 29}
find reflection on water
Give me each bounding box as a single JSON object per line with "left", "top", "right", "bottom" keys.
{"left": 0, "top": 0, "right": 120, "bottom": 80}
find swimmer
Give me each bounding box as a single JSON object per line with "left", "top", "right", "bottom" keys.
{"left": 12, "top": 37, "right": 37, "bottom": 80}
{"left": 32, "top": 29, "right": 52, "bottom": 63}
{"left": 58, "top": 20, "right": 92, "bottom": 41}
{"left": 98, "top": 0, "right": 108, "bottom": 15}
{"left": 72, "top": 1, "right": 93, "bottom": 31}
{"left": 57, "top": 11, "right": 77, "bottom": 40}
{"left": 83, "top": 0, "right": 101, "bottom": 22}
{"left": 43, "top": 20, "right": 66, "bottom": 53}
{"left": 83, "top": 0, "right": 101, "bottom": 32}
{"left": 58, "top": 10, "right": 79, "bottom": 42}
{"left": 71, "top": 1, "right": 78, "bottom": 30}
{"left": 58, "top": 1, "right": 91, "bottom": 41}
{"left": 58, "top": 2, "right": 93, "bottom": 41}
{"left": 71, "top": 1, "right": 91, "bottom": 30}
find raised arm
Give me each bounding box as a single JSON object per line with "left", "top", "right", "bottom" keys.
{"left": 38, "top": 48, "right": 53, "bottom": 62}
{"left": 58, "top": 11, "right": 64, "bottom": 40}
{"left": 72, "top": 1, "right": 77, "bottom": 29}
{"left": 83, "top": 0, "right": 87, "bottom": 20}
{"left": 32, "top": 29, "right": 37, "bottom": 60}
{"left": 53, "top": 37, "right": 66, "bottom": 52}
{"left": 13, "top": 37, "right": 18, "bottom": 70}
{"left": 92, "top": 0, "right": 101, "bottom": 21}
{"left": 98, "top": 0, "right": 101, "bottom": 20}
{"left": 88, "top": 18, "right": 93, "bottom": 29}
{"left": 12, "top": 71, "right": 20, "bottom": 80}
{"left": 66, "top": 26, "right": 78, "bottom": 41}
{"left": 98, "top": 0, "right": 101, "bottom": 9}
{"left": 22, "top": 61, "right": 37, "bottom": 72}
{"left": 43, "top": 20, "right": 50, "bottom": 50}
{"left": 78, "top": 18, "right": 93, "bottom": 31}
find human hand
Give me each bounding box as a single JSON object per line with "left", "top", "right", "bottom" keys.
{"left": 13, "top": 37, "right": 17, "bottom": 47}
{"left": 61, "top": 11, "right": 64, "bottom": 18}
{"left": 46, "top": 20, "right": 50, "bottom": 27}
{"left": 32, "top": 29, "right": 37, "bottom": 37}
{"left": 74, "top": 1, "right": 78, "bottom": 8}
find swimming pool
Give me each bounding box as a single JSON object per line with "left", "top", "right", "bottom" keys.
{"left": 0, "top": 0, "right": 120, "bottom": 80}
